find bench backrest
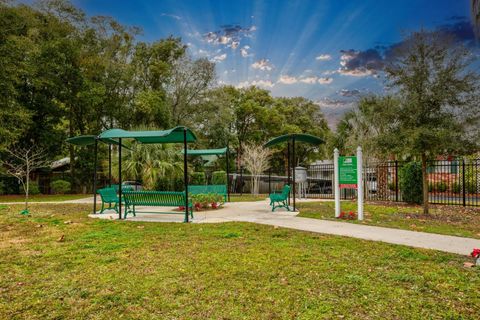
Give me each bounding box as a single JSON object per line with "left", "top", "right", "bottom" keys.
{"left": 97, "top": 187, "right": 118, "bottom": 202}
{"left": 123, "top": 190, "right": 189, "bottom": 207}
{"left": 188, "top": 184, "right": 227, "bottom": 195}
{"left": 281, "top": 185, "right": 291, "bottom": 198}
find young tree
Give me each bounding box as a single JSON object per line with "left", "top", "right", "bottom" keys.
{"left": 384, "top": 30, "right": 479, "bottom": 214}
{"left": 242, "top": 143, "right": 272, "bottom": 195}
{"left": 2, "top": 146, "right": 49, "bottom": 213}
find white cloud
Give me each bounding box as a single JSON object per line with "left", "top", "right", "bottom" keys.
{"left": 230, "top": 41, "right": 240, "bottom": 49}
{"left": 278, "top": 75, "right": 298, "bottom": 84}
{"left": 160, "top": 13, "right": 181, "bottom": 20}
{"left": 251, "top": 59, "right": 274, "bottom": 71}
{"left": 338, "top": 68, "right": 373, "bottom": 77}
{"left": 211, "top": 53, "right": 227, "bottom": 63}
{"left": 300, "top": 76, "right": 318, "bottom": 84}
{"left": 318, "top": 77, "right": 333, "bottom": 84}
{"left": 240, "top": 45, "right": 252, "bottom": 58}
{"left": 236, "top": 79, "right": 274, "bottom": 88}
{"left": 316, "top": 54, "right": 332, "bottom": 61}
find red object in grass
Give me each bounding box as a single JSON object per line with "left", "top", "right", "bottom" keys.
{"left": 338, "top": 211, "right": 356, "bottom": 220}
{"left": 471, "top": 248, "right": 480, "bottom": 259}
{"left": 211, "top": 202, "right": 218, "bottom": 209}
{"left": 178, "top": 206, "right": 185, "bottom": 210}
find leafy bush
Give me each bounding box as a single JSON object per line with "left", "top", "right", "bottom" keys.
{"left": 212, "top": 171, "right": 227, "bottom": 185}
{"left": 191, "top": 193, "right": 223, "bottom": 210}
{"left": 50, "top": 180, "right": 71, "bottom": 194}
{"left": 452, "top": 182, "right": 461, "bottom": 193}
{"left": 465, "top": 180, "right": 478, "bottom": 194}
{"left": 191, "top": 172, "right": 206, "bottom": 185}
{"left": 20, "top": 181, "right": 41, "bottom": 195}
{"left": 399, "top": 161, "right": 423, "bottom": 204}
{"left": 435, "top": 181, "right": 447, "bottom": 192}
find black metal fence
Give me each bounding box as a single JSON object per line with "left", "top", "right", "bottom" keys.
{"left": 230, "top": 158, "right": 480, "bottom": 207}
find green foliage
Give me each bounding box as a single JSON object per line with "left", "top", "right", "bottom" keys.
{"left": 211, "top": 171, "right": 227, "bottom": 185}
{"left": 190, "top": 172, "right": 206, "bottom": 185}
{"left": 20, "top": 182, "right": 40, "bottom": 195}
{"left": 50, "top": 180, "right": 71, "bottom": 194}
{"left": 191, "top": 193, "right": 223, "bottom": 209}
{"left": 399, "top": 162, "right": 423, "bottom": 204}
{"left": 452, "top": 182, "right": 461, "bottom": 193}
{"left": 434, "top": 182, "right": 447, "bottom": 192}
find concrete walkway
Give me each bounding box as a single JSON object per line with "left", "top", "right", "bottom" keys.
{"left": 89, "top": 199, "right": 480, "bottom": 256}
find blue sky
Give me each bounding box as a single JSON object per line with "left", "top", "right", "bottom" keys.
{"left": 73, "top": 0, "right": 475, "bottom": 124}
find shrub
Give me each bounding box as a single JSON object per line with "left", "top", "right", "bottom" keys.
{"left": 388, "top": 182, "right": 397, "bottom": 191}
{"left": 212, "top": 171, "right": 227, "bottom": 185}
{"left": 399, "top": 161, "right": 423, "bottom": 204}
{"left": 20, "top": 181, "right": 41, "bottom": 195}
{"left": 435, "top": 181, "right": 447, "bottom": 192}
{"left": 191, "top": 172, "right": 206, "bottom": 185}
{"left": 465, "top": 180, "right": 478, "bottom": 194}
{"left": 50, "top": 179, "right": 71, "bottom": 194}
{"left": 452, "top": 182, "right": 461, "bottom": 193}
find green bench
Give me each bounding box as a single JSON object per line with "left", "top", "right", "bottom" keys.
{"left": 122, "top": 190, "right": 193, "bottom": 221}
{"left": 188, "top": 185, "right": 228, "bottom": 203}
{"left": 269, "top": 185, "right": 291, "bottom": 212}
{"left": 97, "top": 187, "right": 122, "bottom": 214}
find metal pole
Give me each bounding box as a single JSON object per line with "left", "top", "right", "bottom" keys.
{"left": 287, "top": 141, "right": 291, "bottom": 206}
{"left": 240, "top": 166, "right": 243, "bottom": 196}
{"left": 226, "top": 145, "right": 230, "bottom": 202}
{"left": 108, "top": 144, "right": 112, "bottom": 187}
{"left": 357, "top": 146, "right": 364, "bottom": 220}
{"left": 183, "top": 128, "right": 189, "bottom": 222}
{"left": 93, "top": 139, "right": 98, "bottom": 215}
{"left": 118, "top": 138, "right": 122, "bottom": 220}
{"left": 334, "top": 148, "right": 340, "bottom": 218}
{"left": 268, "top": 168, "right": 271, "bottom": 194}
{"left": 395, "top": 160, "right": 399, "bottom": 202}
{"left": 462, "top": 158, "right": 466, "bottom": 207}
{"left": 292, "top": 137, "right": 296, "bottom": 211}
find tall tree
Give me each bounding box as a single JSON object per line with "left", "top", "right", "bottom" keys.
{"left": 384, "top": 30, "right": 479, "bottom": 214}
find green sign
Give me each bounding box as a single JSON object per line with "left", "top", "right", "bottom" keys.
{"left": 339, "top": 156, "right": 357, "bottom": 188}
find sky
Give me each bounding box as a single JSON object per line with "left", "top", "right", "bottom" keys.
{"left": 73, "top": 0, "right": 476, "bottom": 126}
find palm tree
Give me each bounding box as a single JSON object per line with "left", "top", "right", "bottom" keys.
{"left": 473, "top": 0, "right": 480, "bottom": 37}
{"left": 110, "top": 142, "right": 185, "bottom": 190}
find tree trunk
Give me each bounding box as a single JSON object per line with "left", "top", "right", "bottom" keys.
{"left": 69, "top": 105, "right": 76, "bottom": 193}
{"left": 25, "top": 170, "right": 29, "bottom": 211}
{"left": 421, "top": 153, "right": 429, "bottom": 215}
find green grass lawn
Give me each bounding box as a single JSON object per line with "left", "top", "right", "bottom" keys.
{"left": 0, "top": 203, "right": 479, "bottom": 319}
{"left": 0, "top": 194, "right": 90, "bottom": 203}
{"left": 297, "top": 201, "right": 480, "bottom": 239}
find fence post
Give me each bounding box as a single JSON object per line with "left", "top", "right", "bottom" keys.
{"left": 334, "top": 148, "right": 340, "bottom": 218}
{"left": 268, "top": 169, "right": 271, "bottom": 194}
{"left": 395, "top": 160, "right": 399, "bottom": 202}
{"left": 462, "top": 158, "right": 466, "bottom": 207}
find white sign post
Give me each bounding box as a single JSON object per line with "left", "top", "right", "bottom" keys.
{"left": 356, "top": 146, "right": 364, "bottom": 221}
{"left": 334, "top": 148, "right": 340, "bottom": 218}
{"left": 334, "top": 147, "right": 364, "bottom": 220}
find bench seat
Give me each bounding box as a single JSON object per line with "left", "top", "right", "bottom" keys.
{"left": 122, "top": 190, "right": 193, "bottom": 221}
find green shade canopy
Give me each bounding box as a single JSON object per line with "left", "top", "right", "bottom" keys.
{"left": 264, "top": 133, "right": 324, "bottom": 147}
{"left": 99, "top": 126, "right": 196, "bottom": 144}
{"left": 183, "top": 147, "right": 228, "bottom": 156}
{"left": 66, "top": 135, "right": 128, "bottom": 147}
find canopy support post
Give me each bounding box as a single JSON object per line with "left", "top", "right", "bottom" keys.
{"left": 118, "top": 138, "right": 122, "bottom": 220}
{"left": 108, "top": 144, "right": 112, "bottom": 187}
{"left": 292, "top": 136, "right": 296, "bottom": 212}
{"left": 93, "top": 139, "right": 98, "bottom": 215}
{"left": 183, "top": 128, "right": 189, "bottom": 222}
{"left": 226, "top": 144, "right": 231, "bottom": 202}
{"left": 287, "top": 141, "right": 291, "bottom": 206}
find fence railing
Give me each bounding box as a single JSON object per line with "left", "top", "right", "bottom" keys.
{"left": 230, "top": 158, "right": 480, "bottom": 207}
